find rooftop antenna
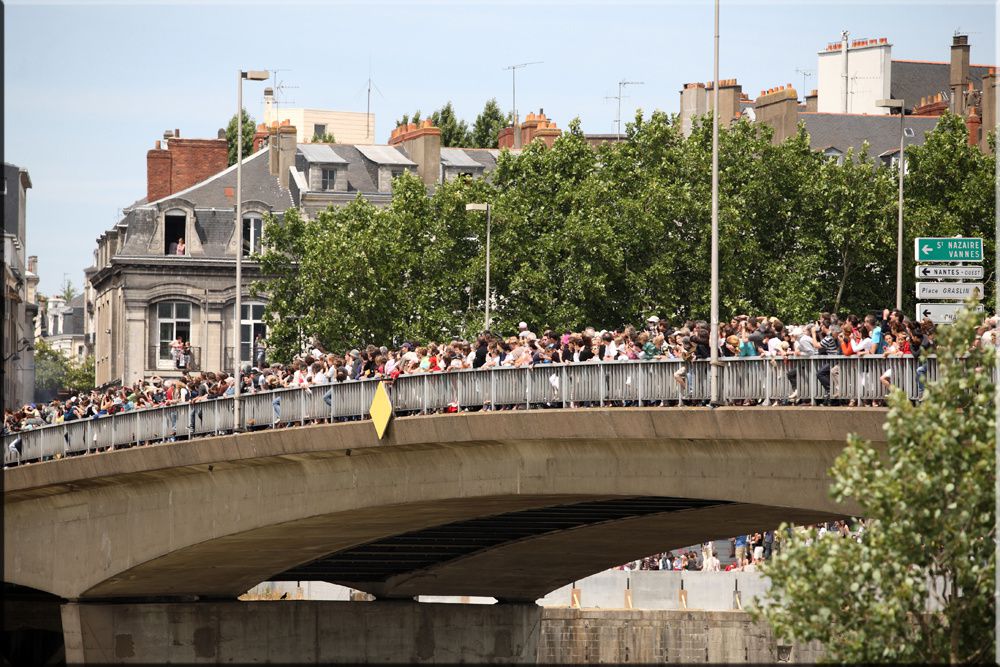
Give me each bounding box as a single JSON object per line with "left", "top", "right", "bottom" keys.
{"left": 503, "top": 61, "right": 542, "bottom": 146}
{"left": 610, "top": 79, "right": 643, "bottom": 140}
{"left": 267, "top": 68, "right": 298, "bottom": 119}
{"left": 365, "top": 57, "right": 385, "bottom": 143}
{"left": 603, "top": 94, "right": 625, "bottom": 135}
{"left": 795, "top": 68, "right": 813, "bottom": 95}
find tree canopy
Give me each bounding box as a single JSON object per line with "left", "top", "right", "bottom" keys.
{"left": 396, "top": 99, "right": 512, "bottom": 148}
{"left": 755, "top": 302, "right": 995, "bottom": 663}
{"left": 226, "top": 108, "right": 256, "bottom": 166}
{"left": 33, "top": 340, "right": 95, "bottom": 403}
{"left": 255, "top": 109, "right": 994, "bottom": 359}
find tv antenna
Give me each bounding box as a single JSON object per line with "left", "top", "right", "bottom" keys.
{"left": 365, "top": 58, "right": 385, "bottom": 143}
{"left": 795, "top": 68, "right": 813, "bottom": 94}
{"left": 502, "top": 61, "right": 542, "bottom": 131}
{"left": 267, "top": 68, "right": 298, "bottom": 118}
{"left": 608, "top": 79, "right": 643, "bottom": 140}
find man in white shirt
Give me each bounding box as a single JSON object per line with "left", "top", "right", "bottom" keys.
{"left": 518, "top": 322, "right": 536, "bottom": 341}
{"left": 787, "top": 325, "right": 817, "bottom": 402}
{"left": 701, "top": 552, "right": 721, "bottom": 572}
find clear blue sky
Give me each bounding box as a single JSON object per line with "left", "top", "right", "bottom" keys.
{"left": 5, "top": 0, "right": 996, "bottom": 296}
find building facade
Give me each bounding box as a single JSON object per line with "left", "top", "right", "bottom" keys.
{"left": 678, "top": 33, "right": 995, "bottom": 156}
{"left": 2, "top": 162, "right": 37, "bottom": 410}
{"left": 90, "top": 132, "right": 293, "bottom": 387}
{"left": 263, "top": 88, "right": 375, "bottom": 145}
{"left": 36, "top": 293, "right": 88, "bottom": 364}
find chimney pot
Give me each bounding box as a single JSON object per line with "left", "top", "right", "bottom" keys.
{"left": 155, "top": 140, "right": 161, "bottom": 150}
{"left": 175, "top": 128, "right": 180, "bottom": 138}
{"left": 422, "top": 119, "right": 433, "bottom": 128}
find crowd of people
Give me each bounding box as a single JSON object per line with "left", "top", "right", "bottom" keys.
{"left": 617, "top": 520, "right": 868, "bottom": 573}
{"left": 4, "top": 308, "right": 996, "bottom": 446}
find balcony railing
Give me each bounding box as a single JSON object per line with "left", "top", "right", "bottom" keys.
{"left": 147, "top": 345, "right": 201, "bottom": 373}
{"left": 3, "top": 355, "right": 988, "bottom": 467}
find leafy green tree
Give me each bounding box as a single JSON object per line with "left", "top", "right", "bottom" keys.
{"left": 430, "top": 101, "right": 472, "bottom": 147}
{"left": 471, "top": 98, "right": 510, "bottom": 148}
{"left": 903, "top": 112, "right": 996, "bottom": 313}
{"left": 60, "top": 278, "right": 78, "bottom": 303}
{"left": 311, "top": 131, "right": 336, "bottom": 143}
{"left": 33, "top": 340, "right": 66, "bottom": 402}
{"left": 756, "top": 302, "right": 995, "bottom": 663}
{"left": 226, "top": 108, "right": 256, "bottom": 166}
{"left": 395, "top": 111, "right": 421, "bottom": 128}
{"left": 64, "top": 355, "right": 95, "bottom": 394}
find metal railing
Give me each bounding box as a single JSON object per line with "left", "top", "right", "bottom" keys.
{"left": 147, "top": 345, "right": 201, "bottom": 372}
{"left": 3, "top": 355, "right": 984, "bottom": 468}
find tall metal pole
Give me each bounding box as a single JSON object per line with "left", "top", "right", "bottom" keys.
{"left": 234, "top": 70, "right": 244, "bottom": 430}
{"left": 709, "top": 0, "right": 721, "bottom": 406}
{"left": 617, "top": 81, "right": 624, "bottom": 140}
{"left": 896, "top": 105, "right": 905, "bottom": 311}
{"left": 485, "top": 204, "right": 492, "bottom": 332}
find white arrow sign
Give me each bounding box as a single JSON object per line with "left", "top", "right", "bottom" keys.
{"left": 915, "top": 265, "right": 984, "bottom": 279}
{"left": 915, "top": 282, "right": 984, "bottom": 300}
{"left": 918, "top": 302, "right": 985, "bottom": 324}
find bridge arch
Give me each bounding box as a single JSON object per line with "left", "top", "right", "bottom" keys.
{"left": 4, "top": 408, "right": 884, "bottom": 601}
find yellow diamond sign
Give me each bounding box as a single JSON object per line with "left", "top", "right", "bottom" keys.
{"left": 369, "top": 381, "right": 393, "bottom": 440}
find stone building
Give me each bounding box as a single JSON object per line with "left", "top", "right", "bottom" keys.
{"left": 2, "top": 162, "right": 36, "bottom": 410}
{"left": 90, "top": 129, "right": 293, "bottom": 387}
{"left": 677, "top": 33, "right": 996, "bottom": 156}
{"left": 90, "top": 119, "right": 532, "bottom": 387}
{"left": 35, "top": 293, "right": 88, "bottom": 364}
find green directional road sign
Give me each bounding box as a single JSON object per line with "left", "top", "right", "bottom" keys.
{"left": 914, "top": 237, "right": 983, "bottom": 262}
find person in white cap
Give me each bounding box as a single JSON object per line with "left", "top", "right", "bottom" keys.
{"left": 518, "top": 321, "right": 536, "bottom": 341}
{"left": 646, "top": 315, "right": 660, "bottom": 335}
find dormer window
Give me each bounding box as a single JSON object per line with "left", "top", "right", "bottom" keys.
{"left": 321, "top": 168, "right": 338, "bottom": 191}
{"left": 164, "top": 209, "right": 187, "bottom": 255}
{"left": 243, "top": 213, "right": 264, "bottom": 256}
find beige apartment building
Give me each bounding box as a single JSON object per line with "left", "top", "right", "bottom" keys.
{"left": 263, "top": 88, "right": 375, "bottom": 145}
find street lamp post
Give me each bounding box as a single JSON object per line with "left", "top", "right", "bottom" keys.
{"left": 709, "top": 0, "right": 721, "bottom": 406}
{"left": 234, "top": 69, "right": 269, "bottom": 432}
{"left": 877, "top": 98, "right": 905, "bottom": 311}
{"left": 466, "top": 203, "right": 491, "bottom": 332}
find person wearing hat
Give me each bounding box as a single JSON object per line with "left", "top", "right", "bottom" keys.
{"left": 646, "top": 315, "right": 660, "bottom": 335}
{"left": 517, "top": 322, "right": 536, "bottom": 341}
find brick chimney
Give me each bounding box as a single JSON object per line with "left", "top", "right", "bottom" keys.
{"left": 951, "top": 34, "right": 970, "bottom": 116}
{"left": 707, "top": 79, "right": 744, "bottom": 126}
{"left": 805, "top": 89, "right": 818, "bottom": 113}
{"left": 966, "top": 107, "right": 982, "bottom": 147}
{"left": 388, "top": 119, "right": 442, "bottom": 187}
{"left": 754, "top": 85, "right": 800, "bottom": 144}
{"left": 679, "top": 82, "right": 707, "bottom": 137}
{"left": 267, "top": 122, "right": 298, "bottom": 189}
{"left": 532, "top": 119, "right": 561, "bottom": 148}
{"left": 497, "top": 126, "right": 516, "bottom": 149}
{"left": 981, "top": 69, "right": 996, "bottom": 154}
{"left": 146, "top": 130, "right": 228, "bottom": 203}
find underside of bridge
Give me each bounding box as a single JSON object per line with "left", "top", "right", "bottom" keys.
{"left": 270, "top": 496, "right": 837, "bottom": 601}
{"left": 5, "top": 407, "right": 883, "bottom": 602}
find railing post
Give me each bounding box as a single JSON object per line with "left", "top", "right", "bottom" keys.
{"left": 422, "top": 375, "right": 428, "bottom": 415}
{"left": 637, "top": 363, "right": 645, "bottom": 407}
{"left": 561, "top": 366, "right": 567, "bottom": 408}
{"left": 599, "top": 362, "right": 605, "bottom": 407}
{"left": 525, "top": 366, "right": 531, "bottom": 410}
{"left": 490, "top": 369, "right": 496, "bottom": 411}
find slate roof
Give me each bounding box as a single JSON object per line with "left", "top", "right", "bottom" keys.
{"left": 115, "top": 146, "right": 293, "bottom": 258}
{"left": 441, "top": 147, "right": 485, "bottom": 169}
{"left": 890, "top": 60, "right": 992, "bottom": 111}
{"left": 355, "top": 144, "right": 416, "bottom": 166}
{"left": 798, "top": 112, "right": 941, "bottom": 157}
{"left": 298, "top": 144, "right": 348, "bottom": 164}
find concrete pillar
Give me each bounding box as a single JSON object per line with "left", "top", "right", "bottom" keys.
{"left": 980, "top": 69, "right": 996, "bottom": 154}
{"left": 59, "top": 600, "right": 541, "bottom": 664}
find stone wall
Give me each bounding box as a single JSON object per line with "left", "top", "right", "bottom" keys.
{"left": 538, "top": 609, "right": 824, "bottom": 664}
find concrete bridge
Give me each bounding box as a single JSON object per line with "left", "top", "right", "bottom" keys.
{"left": 6, "top": 406, "right": 884, "bottom": 602}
